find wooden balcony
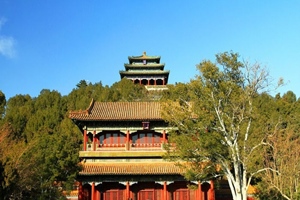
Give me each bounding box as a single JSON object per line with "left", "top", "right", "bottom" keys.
{"left": 85, "top": 142, "right": 165, "bottom": 152}
{"left": 79, "top": 150, "right": 165, "bottom": 158}
{"left": 81, "top": 142, "right": 166, "bottom": 158}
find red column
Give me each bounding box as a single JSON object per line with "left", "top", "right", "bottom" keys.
{"left": 208, "top": 180, "right": 215, "bottom": 200}
{"left": 198, "top": 182, "right": 202, "bottom": 200}
{"left": 154, "top": 79, "right": 157, "bottom": 85}
{"left": 93, "top": 130, "right": 96, "bottom": 151}
{"left": 91, "top": 182, "right": 95, "bottom": 200}
{"left": 163, "top": 130, "right": 167, "bottom": 143}
{"left": 126, "top": 130, "right": 130, "bottom": 150}
{"left": 78, "top": 182, "right": 83, "bottom": 200}
{"left": 163, "top": 181, "right": 167, "bottom": 200}
{"left": 126, "top": 181, "right": 130, "bottom": 199}
{"left": 96, "top": 188, "right": 100, "bottom": 200}
{"left": 83, "top": 130, "right": 87, "bottom": 151}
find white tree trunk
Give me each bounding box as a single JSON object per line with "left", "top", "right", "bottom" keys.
{"left": 223, "top": 144, "right": 249, "bottom": 200}
{"left": 226, "top": 174, "right": 248, "bottom": 200}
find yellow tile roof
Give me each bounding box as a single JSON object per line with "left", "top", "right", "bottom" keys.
{"left": 69, "top": 100, "right": 163, "bottom": 121}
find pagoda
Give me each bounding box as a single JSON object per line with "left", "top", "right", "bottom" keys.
{"left": 120, "top": 52, "right": 169, "bottom": 90}
{"left": 68, "top": 53, "right": 233, "bottom": 200}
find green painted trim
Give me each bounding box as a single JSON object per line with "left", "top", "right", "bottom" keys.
{"left": 119, "top": 70, "right": 170, "bottom": 75}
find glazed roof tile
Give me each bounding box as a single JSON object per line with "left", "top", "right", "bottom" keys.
{"left": 129, "top": 55, "right": 160, "bottom": 60}
{"left": 69, "top": 100, "right": 163, "bottom": 121}
{"left": 119, "top": 70, "right": 170, "bottom": 75}
{"left": 124, "top": 63, "right": 165, "bottom": 68}
{"left": 79, "top": 162, "right": 183, "bottom": 176}
{"left": 128, "top": 52, "right": 161, "bottom": 63}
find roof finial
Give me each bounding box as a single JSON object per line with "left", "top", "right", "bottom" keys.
{"left": 143, "top": 51, "right": 146, "bottom": 57}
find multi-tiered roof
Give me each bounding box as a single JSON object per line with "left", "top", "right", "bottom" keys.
{"left": 119, "top": 52, "right": 170, "bottom": 90}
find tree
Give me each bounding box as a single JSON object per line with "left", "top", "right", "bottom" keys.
{"left": 162, "top": 52, "right": 273, "bottom": 200}
{"left": 26, "top": 89, "right": 64, "bottom": 136}
{"left": 76, "top": 80, "right": 88, "bottom": 88}
{"left": 4, "top": 94, "right": 34, "bottom": 139}
{"left": 0, "top": 91, "right": 5, "bottom": 121}
{"left": 0, "top": 89, "right": 81, "bottom": 199}
{"left": 161, "top": 82, "right": 192, "bottom": 102}
{"left": 259, "top": 91, "right": 300, "bottom": 200}
{"left": 263, "top": 128, "right": 300, "bottom": 200}
{"left": 110, "top": 78, "right": 148, "bottom": 102}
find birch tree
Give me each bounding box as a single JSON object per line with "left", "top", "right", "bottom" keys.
{"left": 163, "top": 52, "right": 273, "bottom": 200}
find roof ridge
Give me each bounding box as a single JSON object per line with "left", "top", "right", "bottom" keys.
{"left": 86, "top": 98, "right": 95, "bottom": 114}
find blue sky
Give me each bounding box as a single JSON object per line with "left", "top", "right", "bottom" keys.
{"left": 0, "top": 1, "right": 300, "bottom": 100}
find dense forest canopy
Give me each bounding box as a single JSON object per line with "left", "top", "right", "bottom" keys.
{"left": 0, "top": 52, "right": 299, "bottom": 200}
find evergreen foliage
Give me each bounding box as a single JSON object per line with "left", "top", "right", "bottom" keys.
{"left": 0, "top": 79, "right": 149, "bottom": 199}
{"left": 0, "top": 91, "right": 5, "bottom": 121}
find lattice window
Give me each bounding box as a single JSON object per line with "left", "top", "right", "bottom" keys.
{"left": 132, "top": 132, "right": 161, "bottom": 147}
{"left": 104, "top": 189, "right": 124, "bottom": 200}
{"left": 139, "top": 190, "right": 154, "bottom": 200}
{"left": 99, "top": 132, "right": 126, "bottom": 147}
{"left": 174, "top": 189, "right": 189, "bottom": 200}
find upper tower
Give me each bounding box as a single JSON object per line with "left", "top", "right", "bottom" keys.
{"left": 119, "top": 52, "right": 170, "bottom": 90}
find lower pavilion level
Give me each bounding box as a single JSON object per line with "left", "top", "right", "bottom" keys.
{"left": 78, "top": 180, "right": 219, "bottom": 200}
{"left": 69, "top": 101, "right": 233, "bottom": 200}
